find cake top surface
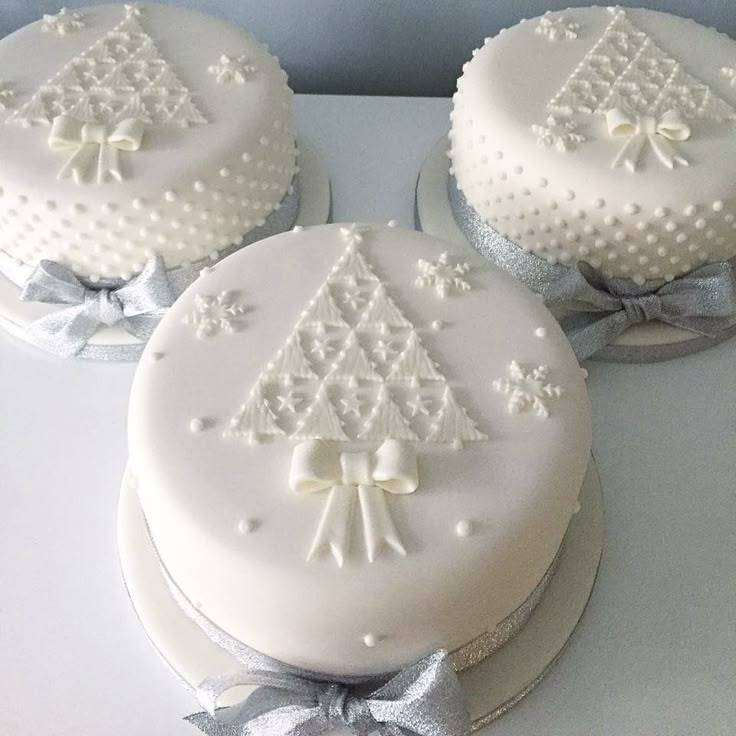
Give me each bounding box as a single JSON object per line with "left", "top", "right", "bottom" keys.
{"left": 129, "top": 223, "right": 591, "bottom": 675}
{"left": 450, "top": 6, "right": 736, "bottom": 283}
{"left": 0, "top": 3, "right": 290, "bottom": 198}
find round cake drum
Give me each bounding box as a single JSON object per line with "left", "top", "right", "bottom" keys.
{"left": 0, "top": 142, "right": 330, "bottom": 358}
{"left": 118, "top": 457, "right": 603, "bottom": 731}
{"left": 416, "top": 139, "right": 736, "bottom": 363}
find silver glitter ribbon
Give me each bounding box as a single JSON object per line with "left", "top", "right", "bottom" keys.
{"left": 0, "top": 179, "right": 300, "bottom": 360}
{"left": 19, "top": 256, "right": 177, "bottom": 359}
{"left": 140, "top": 502, "right": 561, "bottom": 736}
{"left": 446, "top": 176, "right": 736, "bottom": 361}
{"left": 547, "top": 261, "right": 736, "bottom": 360}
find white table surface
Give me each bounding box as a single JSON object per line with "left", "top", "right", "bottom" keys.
{"left": 1, "top": 95, "right": 734, "bottom": 736}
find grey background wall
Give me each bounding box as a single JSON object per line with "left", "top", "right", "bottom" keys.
{"left": 1, "top": 1, "right": 734, "bottom": 96}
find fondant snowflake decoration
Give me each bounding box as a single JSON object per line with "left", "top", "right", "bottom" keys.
{"left": 208, "top": 54, "right": 257, "bottom": 84}
{"left": 0, "top": 84, "right": 15, "bottom": 111}
{"left": 183, "top": 292, "right": 247, "bottom": 338}
{"left": 41, "top": 7, "right": 85, "bottom": 36}
{"left": 535, "top": 12, "right": 579, "bottom": 42}
{"left": 415, "top": 251, "right": 471, "bottom": 299}
{"left": 493, "top": 361, "right": 563, "bottom": 418}
{"left": 532, "top": 115, "right": 587, "bottom": 152}
{"left": 722, "top": 66, "right": 736, "bottom": 88}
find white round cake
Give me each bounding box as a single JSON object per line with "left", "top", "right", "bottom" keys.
{"left": 0, "top": 3, "right": 297, "bottom": 282}
{"left": 450, "top": 6, "right": 736, "bottom": 285}
{"left": 128, "top": 222, "right": 591, "bottom": 676}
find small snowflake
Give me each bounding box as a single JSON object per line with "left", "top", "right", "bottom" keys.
{"left": 415, "top": 251, "right": 471, "bottom": 299}
{"left": 0, "top": 84, "right": 15, "bottom": 111}
{"left": 41, "top": 7, "right": 85, "bottom": 36}
{"left": 722, "top": 66, "right": 736, "bottom": 88}
{"left": 182, "top": 292, "right": 247, "bottom": 338}
{"left": 535, "top": 12, "right": 579, "bottom": 42}
{"left": 124, "top": 3, "right": 144, "bottom": 19}
{"left": 208, "top": 54, "right": 256, "bottom": 84}
{"left": 532, "top": 115, "right": 587, "bottom": 153}
{"left": 492, "top": 361, "right": 564, "bottom": 419}
{"left": 339, "top": 223, "right": 365, "bottom": 246}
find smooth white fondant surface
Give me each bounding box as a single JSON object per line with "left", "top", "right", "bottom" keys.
{"left": 128, "top": 223, "right": 591, "bottom": 676}
{"left": 450, "top": 7, "right": 736, "bottom": 284}
{"left": 0, "top": 4, "right": 297, "bottom": 281}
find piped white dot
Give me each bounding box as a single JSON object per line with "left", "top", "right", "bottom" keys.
{"left": 455, "top": 520, "right": 472, "bottom": 538}
{"left": 430, "top": 320, "right": 443, "bottom": 331}
{"left": 534, "top": 327, "right": 547, "bottom": 338}
{"left": 363, "top": 633, "right": 378, "bottom": 648}
{"left": 237, "top": 518, "right": 260, "bottom": 535}
{"left": 387, "top": 219, "right": 398, "bottom": 227}
{"left": 189, "top": 418, "right": 206, "bottom": 433}
{"left": 293, "top": 225, "right": 304, "bottom": 232}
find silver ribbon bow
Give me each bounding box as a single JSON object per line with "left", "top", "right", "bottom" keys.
{"left": 546, "top": 261, "right": 736, "bottom": 360}
{"left": 606, "top": 107, "right": 691, "bottom": 172}
{"left": 20, "top": 256, "right": 176, "bottom": 358}
{"left": 48, "top": 114, "right": 146, "bottom": 184}
{"left": 186, "top": 649, "right": 469, "bottom": 736}
{"left": 290, "top": 439, "right": 419, "bottom": 567}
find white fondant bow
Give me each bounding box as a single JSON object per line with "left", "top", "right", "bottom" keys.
{"left": 48, "top": 114, "right": 145, "bottom": 184}
{"left": 290, "top": 439, "right": 418, "bottom": 566}
{"left": 606, "top": 107, "right": 691, "bottom": 172}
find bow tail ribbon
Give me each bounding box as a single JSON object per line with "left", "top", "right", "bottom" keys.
{"left": 186, "top": 649, "right": 469, "bottom": 736}
{"left": 291, "top": 440, "right": 418, "bottom": 567}
{"left": 648, "top": 133, "right": 688, "bottom": 170}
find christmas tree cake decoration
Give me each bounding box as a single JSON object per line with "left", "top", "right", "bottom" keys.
{"left": 325, "top": 331, "right": 382, "bottom": 387}
{"left": 297, "top": 286, "right": 349, "bottom": 329}
{"left": 13, "top": 7, "right": 208, "bottom": 130}
{"left": 538, "top": 7, "right": 736, "bottom": 170}
{"left": 263, "top": 332, "right": 317, "bottom": 381}
{"left": 359, "top": 385, "right": 419, "bottom": 441}
{"left": 356, "top": 283, "right": 412, "bottom": 329}
{"left": 387, "top": 331, "right": 444, "bottom": 384}
{"left": 290, "top": 438, "right": 419, "bottom": 566}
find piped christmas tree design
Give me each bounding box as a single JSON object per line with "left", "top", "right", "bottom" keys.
{"left": 12, "top": 8, "right": 207, "bottom": 127}
{"left": 547, "top": 8, "right": 736, "bottom": 121}
{"left": 228, "top": 228, "right": 486, "bottom": 446}
{"left": 229, "top": 382, "right": 285, "bottom": 445}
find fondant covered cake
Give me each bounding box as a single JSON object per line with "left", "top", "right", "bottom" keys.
{"left": 0, "top": 3, "right": 297, "bottom": 283}
{"left": 128, "top": 223, "right": 591, "bottom": 677}
{"left": 450, "top": 6, "right": 736, "bottom": 285}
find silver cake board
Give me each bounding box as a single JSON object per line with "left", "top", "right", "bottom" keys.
{"left": 416, "top": 138, "right": 736, "bottom": 364}
{"left": 0, "top": 141, "right": 331, "bottom": 360}
{"left": 117, "top": 457, "right": 604, "bottom": 732}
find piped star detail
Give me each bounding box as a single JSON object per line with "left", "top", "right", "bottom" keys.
{"left": 41, "top": 7, "right": 85, "bottom": 36}
{"left": 182, "top": 292, "right": 247, "bottom": 338}
{"left": 124, "top": 3, "right": 144, "bottom": 19}
{"left": 415, "top": 251, "right": 471, "bottom": 299}
{"left": 371, "top": 339, "right": 395, "bottom": 362}
{"left": 492, "top": 361, "right": 563, "bottom": 418}
{"left": 208, "top": 54, "right": 257, "bottom": 84}
{"left": 339, "top": 223, "right": 365, "bottom": 246}
{"left": 276, "top": 391, "right": 301, "bottom": 414}
{"left": 406, "top": 394, "right": 431, "bottom": 417}
{"left": 340, "top": 395, "right": 363, "bottom": 417}
{"left": 310, "top": 337, "right": 334, "bottom": 361}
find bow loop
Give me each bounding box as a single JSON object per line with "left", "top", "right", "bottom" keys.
{"left": 187, "top": 649, "right": 469, "bottom": 736}
{"left": 547, "top": 261, "right": 736, "bottom": 359}
{"left": 20, "top": 256, "right": 175, "bottom": 357}
{"left": 48, "top": 114, "right": 145, "bottom": 184}
{"left": 290, "top": 440, "right": 419, "bottom": 566}
{"left": 606, "top": 107, "right": 690, "bottom": 171}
